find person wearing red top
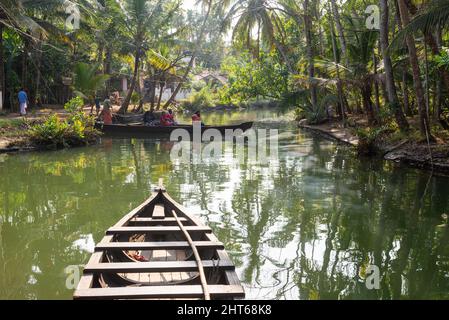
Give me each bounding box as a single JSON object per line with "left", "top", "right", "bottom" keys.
{"left": 168, "top": 109, "right": 178, "bottom": 125}
{"left": 99, "top": 99, "right": 113, "bottom": 125}
{"left": 161, "top": 111, "right": 174, "bottom": 126}
{"left": 192, "top": 111, "right": 201, "bottom": 122}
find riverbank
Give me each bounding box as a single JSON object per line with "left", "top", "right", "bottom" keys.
{"left": 299, "top": 118, "right": 449, "bottom": 175}
{"left": 0, "top": 105, "right": 101, "bottom": 153}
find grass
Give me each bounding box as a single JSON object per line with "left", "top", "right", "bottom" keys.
{"left": 0, "top": 118, "right": 25, "bottom": 129}
{"left": 0, "top": 118, "right": 28, "bottom": 140}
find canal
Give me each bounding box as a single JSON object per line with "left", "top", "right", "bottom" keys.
{"left": 0, "top": 109, "right": 448, "bottom": 299}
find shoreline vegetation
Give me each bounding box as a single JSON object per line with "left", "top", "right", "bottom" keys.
{"left": 0, "top": 1, "right": 449, "bottom": 175}
{"left": 0, "top": 98, "right": 101, "bottom": 153}
{"left": 299, "top": 117, "right": 449, "bottom": 175}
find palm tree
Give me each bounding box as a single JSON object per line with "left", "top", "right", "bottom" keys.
{"left": 379, "top": 0, "right": 409, "bottom": 131}
{"left": 397, "top": 0, "right": 432, "bottom": 139}
{"left": 117, "top": 0, "right": 167, "bottom": 114}
{"left": 329, "top": 0, "right": 348, "bottom": 67}
{"left": 73, "top": 62, "right": 109, "bottom": 112}
{"left": 225, "top": 0, "right": 273, "bottom": 57}
{"left": 391, "top": 0, "right": 449, "bottom": 127}
{"left": 392, "top": 0, "right": 449, "bottom": 35}
{"left": 163, "top": 0, "right": 215, "bottom": 109}
{"left": 345, "top": 16, "right": 379, "bottom": 124}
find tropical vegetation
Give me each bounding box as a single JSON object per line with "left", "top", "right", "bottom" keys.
{"left": 0, "top": 0, "right": 448, "bottom": 149}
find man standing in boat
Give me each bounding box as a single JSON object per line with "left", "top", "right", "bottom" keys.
{"left": 192, "top": 111, "right": 204, "bottom": 126}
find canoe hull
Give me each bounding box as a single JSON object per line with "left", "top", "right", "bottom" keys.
{"left": 95, "top": 122, "right": 254, "bottom": 137}
{"left": 74, "top": 188, "right": 245, "bottom": 300}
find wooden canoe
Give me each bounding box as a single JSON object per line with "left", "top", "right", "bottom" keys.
{"left": 95, "top": 122, "right": 254, "bottom": 137}
{"left": 73, "top": 187, "right": 245, "bottom": 300}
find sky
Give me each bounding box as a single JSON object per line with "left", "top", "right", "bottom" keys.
{"left": 182, "top": 0, "right": 200, "bottom": 10}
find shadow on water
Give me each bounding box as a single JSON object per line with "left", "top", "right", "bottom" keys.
{"left": 0, "top": 109, "right": 449, "bottom": 299}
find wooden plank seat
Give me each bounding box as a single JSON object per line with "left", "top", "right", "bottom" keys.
{"left": 106, "top": 226, "right": 212, "bottom": 235}
{"left": 74, "top": 285, "right": 245, "bottom": 300}
{"left": 152, "top": 204, "right": 165, "bottom": 219}
{"left": 84, "top": 259, "right": 235, "bottom": 273}
{"left": 95, "top": 241, "right": 224, "bottom": 251}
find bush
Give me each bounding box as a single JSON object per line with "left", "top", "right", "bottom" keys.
{"left": 187, "top": 86, "right": 217, "bottom": 109}
{"left": 64, "top": 96, "right": 84, "bottom": 114}
{"left": 131, "top": 92, "right": 141, "bottom": 105}
{"left": 356, "top": 127, "right": 389, "bottom": 156}
{"left": 29, "top": 97, "right": 100, "bottom": 148}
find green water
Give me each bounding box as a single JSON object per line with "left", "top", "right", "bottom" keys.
{"left": 1, "top": 109, "right": 449, "bottom": 300}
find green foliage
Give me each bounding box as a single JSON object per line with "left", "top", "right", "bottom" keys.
{"left": 131, "top": 92, "right": 141, "bottom": 105}
{"left": 73, "top": 63, "right": 109, "bottom": 103}
{"left": 29, "top": 114, "right": 69, "bottom": 145}
{"left": 355, "top": 126, "right": 390, "bottom": 156}
{"left": 186, "top": 85, "right": 218, "bottom": 109}
{"left": 220, "top": 51, "right": 289, "bottom": 104}
{"left": 434, "top": 50, "right": 449, "bottom": 70}
{"left": 64, "top": 96, "right": 84, "bottom": 115}
{"left": 282, "top": 89, "right": 338, "bottom": 125}
{"left": 29, "top": 97, "right": 100, "bottom": 148}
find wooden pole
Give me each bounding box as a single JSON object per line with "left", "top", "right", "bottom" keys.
{"left": 172, "top": 210, "right": 211, "bottom": 300}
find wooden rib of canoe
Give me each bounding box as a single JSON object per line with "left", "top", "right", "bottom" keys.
{"left": 95, "top": 122, "right": 254, "bottom": 137}
{"left": 73, "top": 187, "right": 245, "bottom": 300}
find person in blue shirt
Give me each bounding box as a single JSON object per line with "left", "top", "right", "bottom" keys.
{"left": 18, "top": 88, "right": 28, "bottom": 116}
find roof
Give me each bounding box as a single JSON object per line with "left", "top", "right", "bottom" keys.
{"left": 194, "top": 71, "right": 228, "bottom": 85}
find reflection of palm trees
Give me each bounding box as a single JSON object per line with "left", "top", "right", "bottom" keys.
{"left": 2, "top": 121, "right": 449, "bottom": 300}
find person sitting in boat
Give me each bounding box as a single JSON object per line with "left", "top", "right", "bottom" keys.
{"left": 160, "top": 111, "right": 174, "bottom": 126}
{"left": 99, "top": 99, "right": 113, "bottom": 125}
{"left": 168, "top": 109, "right": 178, "bottom": 125}
{"left": 192, "top": 111, "right": 204, "bottom": 126}
{"left": 144, "top": 110, "right": 157, "bottom": 126}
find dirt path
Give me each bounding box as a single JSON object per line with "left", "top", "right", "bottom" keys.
{"left": 299, "top": 120, "right": 359, "bottom": 147}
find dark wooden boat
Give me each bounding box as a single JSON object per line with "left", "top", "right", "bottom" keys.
{"left": 113, "top": 113, "right": 144, "bottom": 124}
{"left": 95, "top": 122, "right": 254, "bottom": 137}
{"left": 74, "top": 186, "right": 245, "bottom": 300}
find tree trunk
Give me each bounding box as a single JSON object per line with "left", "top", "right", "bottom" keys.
{"left": 272, "top": 16, "right": 296, "bottom": 74}
{"left": 397, "top": 0, "right": 432, "bottom": 139}
{"left": 157, "top": 83, "right": 165, "bottom": 110}
{"left": 402, "top": 71, "right": 411, "bottom": 116}
{"left": 33, "top": 36, "right": 43, "bottom": 109}
{"left": 328, "top": 3, "right": 345, "bottom": 123}
{"left": 21, "top": 38, "right": 29, "bottom": 91}
{"left": 330, "top": 0, "right": 348, "bottom": 66}
{"left": 380, "top": 0, "right": 409, "bottom": 131}
{"left": 119, "top": 48, "right": 141, "bottom": 114}
{"left": 150, "top": 78, "right": 156, "bottom": 111}
{"left": 303, "top": 0, "right": 317, "bottom": 108}
{"left": 0, "top": 24, "right": 5, "bottom": 111}
{"left": 361, "top": 81, "right": 376, "bottom": 125}
{"left": 163, "top": 0, "right": 212, "bottom": 109}
{"left": 373, "top": 49, "right": 381, "bottom": 117}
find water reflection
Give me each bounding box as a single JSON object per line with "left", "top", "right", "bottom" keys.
{"left": 0, "top": 110, "right": 449, "bottom": 300}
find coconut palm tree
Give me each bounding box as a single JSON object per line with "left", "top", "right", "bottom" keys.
{"left": 117, "top": 0, "right": 180, "bottom": 114}
{"left": 162, "top": 0, "right": 216, "bottom": 109}
{"left": 345, "top": 15, "right": 379, "bottom": 124}
{"left": 392, "top": 0, "right": 449, "bottom": 36}
{"left": 397, "top": 0, "right": 433, "bottom": 139}
{"left": 379, "top": 0, "right": 409, "bottom": 131}
{"left": 73, "top": 62, "right": 109, "bottom": 112}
